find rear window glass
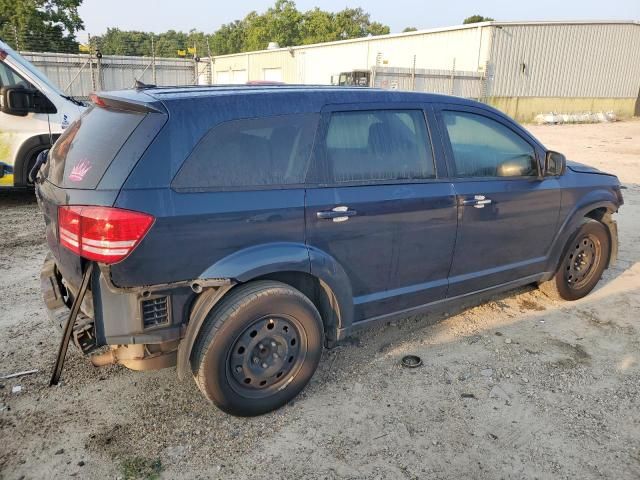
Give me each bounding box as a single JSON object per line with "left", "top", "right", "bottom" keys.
{"left": 172, "top": 113, "right": 319, "bottom": 190}
{"left": 47, "top": 106, "right": 145, "bottom": 188}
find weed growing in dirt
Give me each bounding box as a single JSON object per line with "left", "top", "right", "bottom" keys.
{"left": 119, "top": 456, "right": 163, "bottom": 480}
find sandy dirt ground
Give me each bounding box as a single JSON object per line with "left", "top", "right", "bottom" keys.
{"left": 1, "top": 120, "right": 639, "bottom": 480}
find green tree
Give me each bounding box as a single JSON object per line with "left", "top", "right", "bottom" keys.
{"left": 403, "top": 27, "right": 418, "bottom": 32}
{"left": 462, "top": 15, "right": 495, "bottom": 24}
{"left": 0, "top": 0, "right": 84, "bottom": 53}
{"left": 89, "top": 1, "right": 391, "bottom": 58}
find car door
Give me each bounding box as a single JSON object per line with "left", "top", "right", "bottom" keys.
{"left": 435, "top": 105, "right": 561, "bottom": 297}
{"left": 305, "top": 104, "right": 458, "bottom": 322}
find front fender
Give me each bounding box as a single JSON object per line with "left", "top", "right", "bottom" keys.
{"left": 544, "top": 188, "right": 619, "bottom": 276}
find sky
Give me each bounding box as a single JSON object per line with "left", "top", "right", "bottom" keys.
{"left": 77, "top": 0, "right": 640, "bottom": 38}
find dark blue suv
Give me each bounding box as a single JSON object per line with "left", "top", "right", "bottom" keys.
{"left": 36, "top": 86, "right": 623, "bottom": 416}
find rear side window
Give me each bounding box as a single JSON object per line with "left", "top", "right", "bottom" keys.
{"left": 442, "top": 111, "right": 537, "bottom": 178}
{"left": 48, "top": 106, "right": 145, "bottom": 188}
{"left": 172, "top": 114, "right": 319, "bottom": 190}
{"left": 325, "top": 110, "right": 435, "bottom": 183}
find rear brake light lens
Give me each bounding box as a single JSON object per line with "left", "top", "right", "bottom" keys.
{"left": 58, "top": 206, "right": 154, "bottom": 264}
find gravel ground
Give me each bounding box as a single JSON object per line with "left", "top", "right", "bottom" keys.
{"left": 1, "top": 121, "right": 639, "bottom": 480}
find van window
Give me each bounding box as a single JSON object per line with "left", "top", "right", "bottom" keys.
{"left": 325, "top": 110, "right": 435, "bottom": 183}
{"left": 0, "top": 61, "right": 34, "bottom": 89}
{"left": 173, "top": 114, "right": 319, "bottom": 190}
{"left": 442, "top": 111, "right": 537, "bottom": 178}
{"left": 47, "top": 106, "right": 145, "bottom": 189}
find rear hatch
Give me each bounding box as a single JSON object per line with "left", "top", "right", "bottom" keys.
{"left": 36, "top": 93, "right": 167, "bottom": 287}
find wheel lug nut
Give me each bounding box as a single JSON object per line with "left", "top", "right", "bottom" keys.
{"left": 253, "top": 357, "right": 259, "bottom": 364}
{"left": 261, "top": 362, "right": 268, "bottom": 368}
{"left": 270, "top": 341, "right": 276, "bottom": 348}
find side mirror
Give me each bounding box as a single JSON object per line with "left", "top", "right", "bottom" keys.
{"left": 0, "top": 86, "right": 56, "bottom": 116}
{"left": 544, "top": 150, "right": 566, "bottom": 176}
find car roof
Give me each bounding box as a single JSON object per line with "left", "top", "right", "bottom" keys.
{"left": 142, "top": 84, "right": 468, "bottom": 103}
{"left": 102, "top": 84, "right": 478, "bottom": 109}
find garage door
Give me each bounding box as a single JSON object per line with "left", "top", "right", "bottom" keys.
{"left": 263, "top": 68, "right": 283, "bottom": 82}
{"left": 232, "top": 70, "right": 248, "bottom": 84}
{"left": 216, "top": 71, "right": 230, "bottom": 84}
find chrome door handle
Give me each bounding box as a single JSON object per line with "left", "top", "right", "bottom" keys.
{"left": 461, "top": 195, "right": 493, "bottom": 208}
{"left": 317, "top": 206, "right": 358, "bottom": 222}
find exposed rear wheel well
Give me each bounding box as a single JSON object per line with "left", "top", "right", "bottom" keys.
{"left": 250, "top": 271, "right": 340, "bottom": 345}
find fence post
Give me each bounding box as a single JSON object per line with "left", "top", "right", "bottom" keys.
{"left": 13, "top": 25, "right": 20, "bottom": 51}
{"left": 88, "top": 33, "right": 97, "bottom": 92}
{"left": 450, "top": 58, "right": 456, "bottom": 95}
{"left": 411, "top": 55, "right": 416, "bottom": 91}
{"left": 96, "top": 48, "right": 103, "bottom": 91}
{"left": 151, "top": 34, "right": 157, "bottom": 85}
{"left": 481, "top": 60, "right": 490, "bottom": 103}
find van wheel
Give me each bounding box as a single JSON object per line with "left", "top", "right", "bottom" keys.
{"left": 191, "top": 281, "right": 324, "bottom": 416}
{"left": 539, "top": 219, "right": 610, "bottom": 301}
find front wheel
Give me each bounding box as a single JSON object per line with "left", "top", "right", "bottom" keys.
{"left": 539, "top": 219, "right": 610, "bottom": 301}
{"left": 191, "top": 281, "right": 324, "bottom": 416}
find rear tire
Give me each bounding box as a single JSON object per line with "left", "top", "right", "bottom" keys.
{"left": 539, "top": 219, "right": 610, "bottom": 301}
{"left": 191, "top": 281, "right": 324, "bottom": 416}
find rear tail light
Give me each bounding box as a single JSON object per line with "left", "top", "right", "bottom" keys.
{"left": 58, "top": 206, "right": 154, "bottom": 264}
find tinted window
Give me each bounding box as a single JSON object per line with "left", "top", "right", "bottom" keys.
{"left": 173, "top": 114, "right": 319, "bottom": 190}
{"left": 442, "top": 111, "right": 537, "bottom": 178}
{"left": 325, "top": 110, "right": 434, "bottom": 183}
{"left": 47, "top": 106, "right": 145, "bottom": 188}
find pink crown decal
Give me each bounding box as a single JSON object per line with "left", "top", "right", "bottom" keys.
{"left": 68, "top": 160, "right": 92, "bottom": 182}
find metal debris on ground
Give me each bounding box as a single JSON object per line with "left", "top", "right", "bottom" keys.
{"left": 1, "top": 369, "right": 38, "bottom": 380}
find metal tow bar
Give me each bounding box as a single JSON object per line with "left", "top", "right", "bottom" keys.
{"left": 49, "top": 262, "right": 94, "bottom": 386}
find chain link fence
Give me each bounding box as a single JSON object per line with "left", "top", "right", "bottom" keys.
{"left": 371, "top": 65, "right": 487, "bottom": 100}
{"left": 6, "top": 30, "right": 211, "bottom": 99}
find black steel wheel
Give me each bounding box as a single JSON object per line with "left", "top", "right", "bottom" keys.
{"left": 563, "top": 233, "right": 602, "bottom": 290}
{"left": 191, "top": 281, "right": 323, "bottom": 416}
{"left": 227, "top": 314, "right": 307, "bottom": 396}
{"left": 540, "top": 219, "right": 610, "bottom": 301}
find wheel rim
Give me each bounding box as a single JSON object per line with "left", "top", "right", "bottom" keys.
{"left": 563, "top": 233, "right": 602, "bottom": 290}
{"left": 226, "top": 314, "right": 307, "bottom": 398}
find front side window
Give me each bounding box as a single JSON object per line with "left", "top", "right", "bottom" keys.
{"left": 442, "top": 111, "right": 537, "bottom": 178}
{"left": 173, "top": 113, "right": 319, "bottom": 190}
{"left": 0, "top": 61, "right": 34, "bottom": 89}
{"left": 325, "top": 110, "right": 435, "bottom": 183}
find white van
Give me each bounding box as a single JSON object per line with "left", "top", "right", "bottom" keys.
{"left": 0, "top": 39, "right": 85, "bottom": 187}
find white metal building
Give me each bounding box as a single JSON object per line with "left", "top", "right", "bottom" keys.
{"left": 211, "top": 21, "right": 640, "bottom": 120}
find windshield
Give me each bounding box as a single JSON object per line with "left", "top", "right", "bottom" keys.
{"left": 0, "top": 39, "right": 64, "bottom": 96}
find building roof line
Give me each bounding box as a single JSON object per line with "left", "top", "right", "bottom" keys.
{"left": 211, "top": 20, "right": 639, "bottom": 60}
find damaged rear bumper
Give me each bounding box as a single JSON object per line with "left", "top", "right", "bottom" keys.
{"left": 40, "top": 254, "right": 180, "bottom": 371}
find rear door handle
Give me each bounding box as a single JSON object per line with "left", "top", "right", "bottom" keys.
{"left": 461, "top": 195, "right": 493, "bottom": 208}
{"left": 317, "top": 206, "right": 358, "bottom": 222}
